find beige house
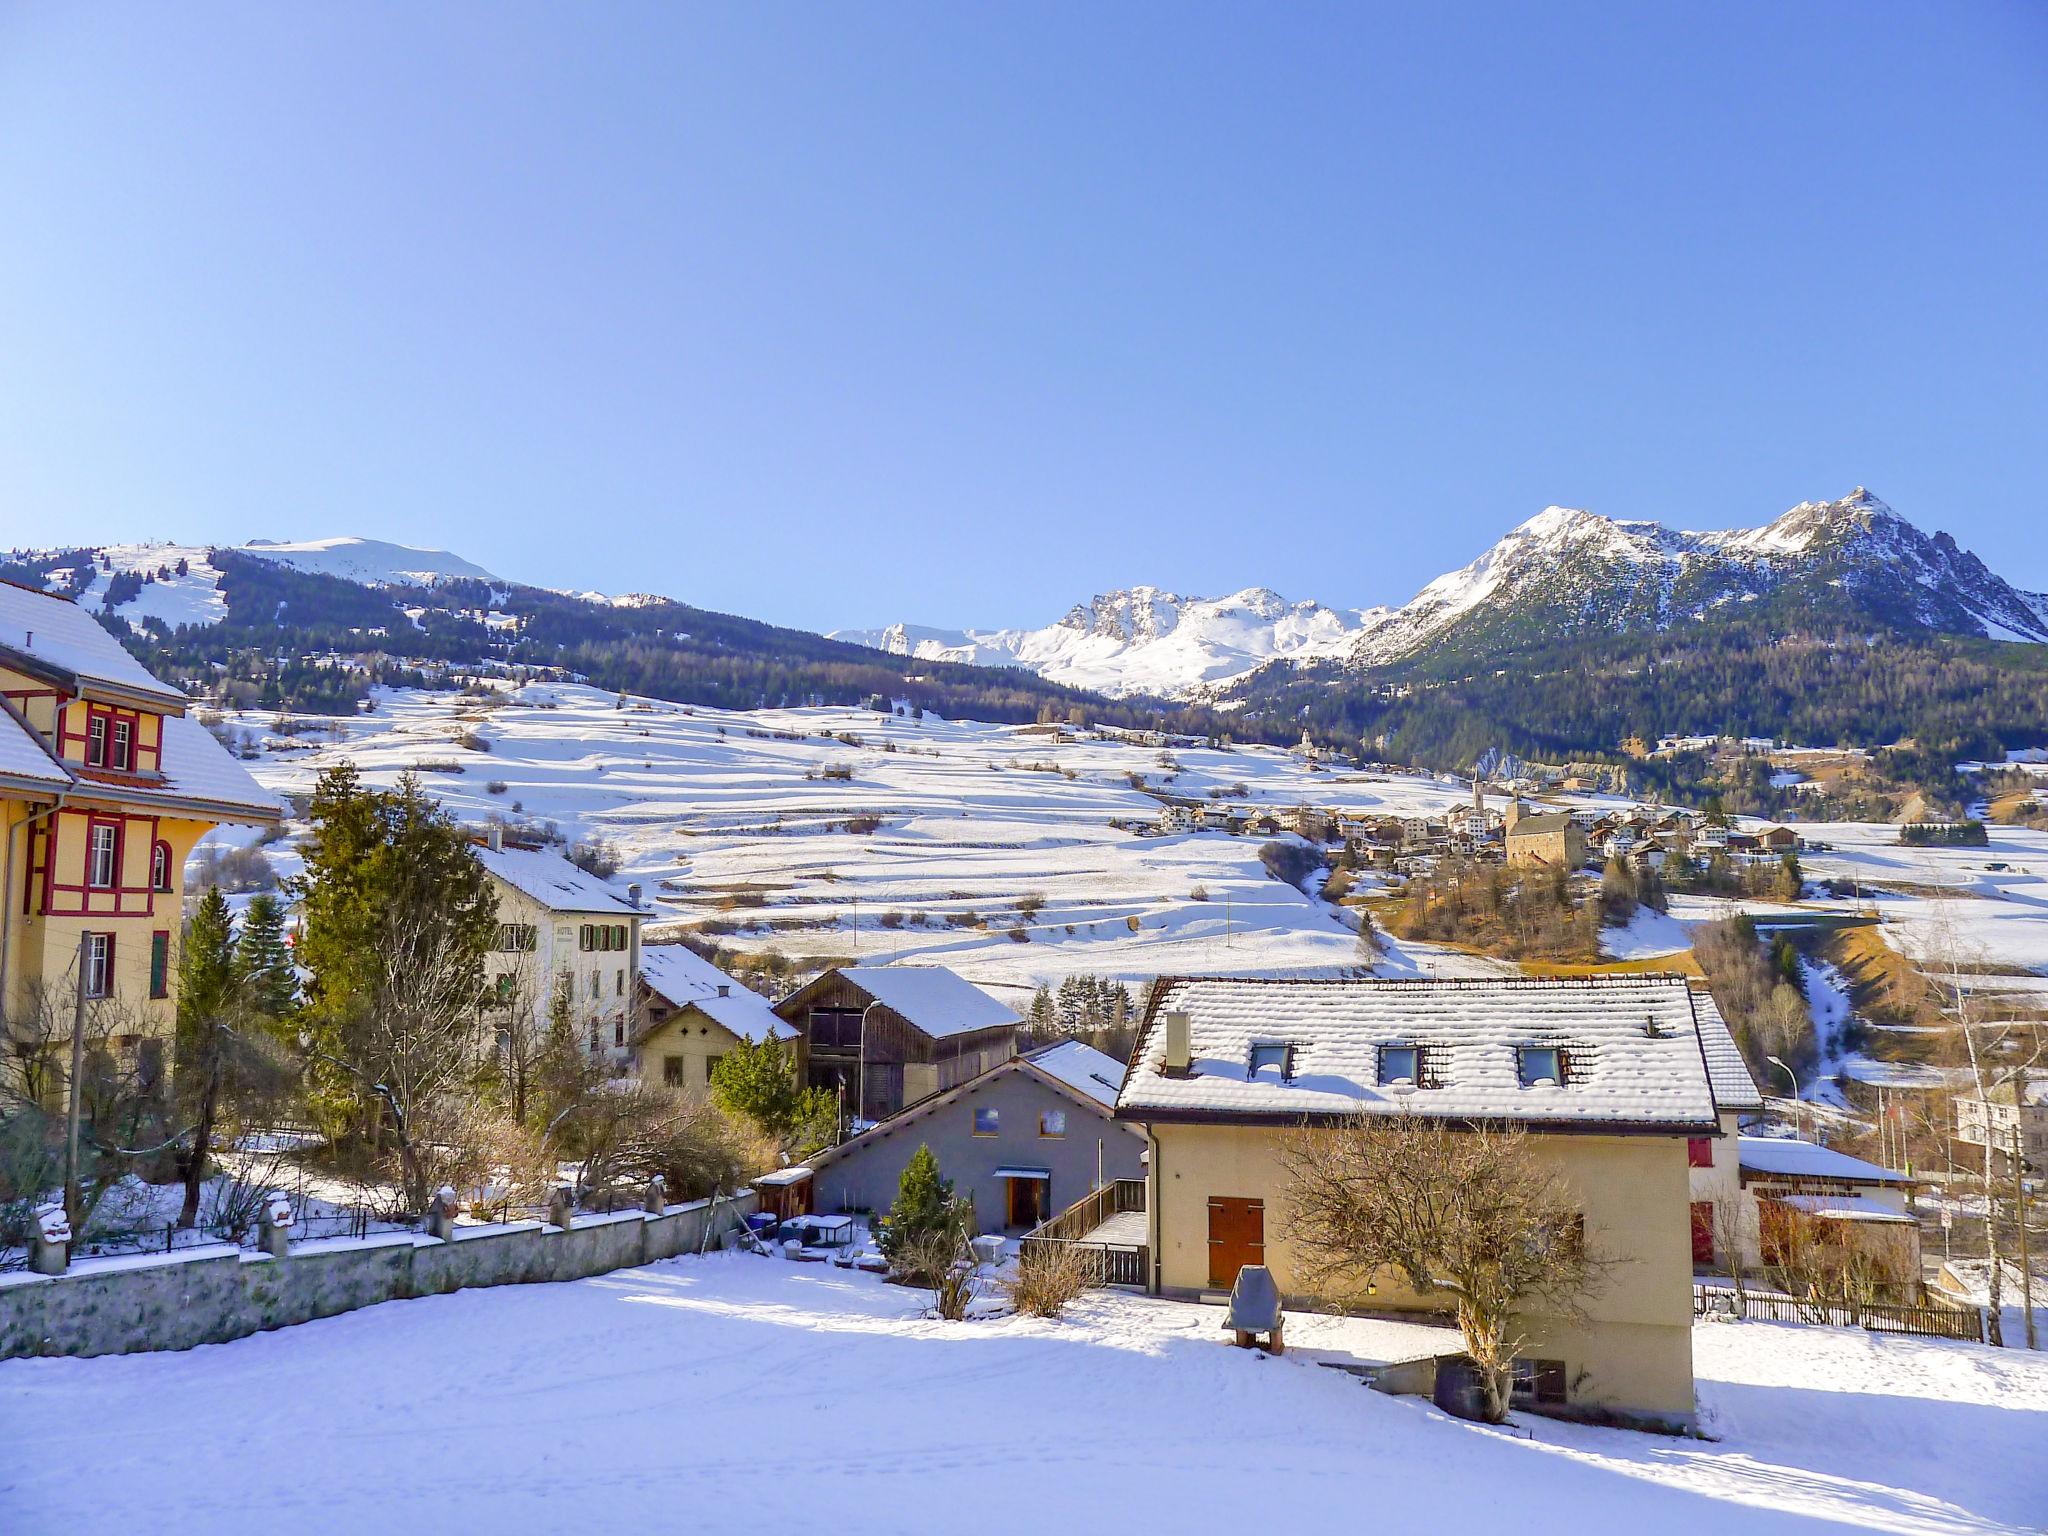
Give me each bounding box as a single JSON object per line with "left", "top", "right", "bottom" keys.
{"left": 1, "top": 579, "right": 280, "bottom": 1069}
{"left": 1504, "top": 801, "right": 1587, "bottom": 869}
{"left": 634, "top": 943, "right": 796, "bottom": 1097}
{"left": 1956, "top": 1071, "right": 2046, "bottom": 1167}
{"left": 474, "top": 836, "right": 644, "bottom": 1073}
{"left": 1116, "top": 974, "right": 1727, "bottom": 1429}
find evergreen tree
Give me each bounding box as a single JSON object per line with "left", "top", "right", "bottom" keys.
{"left": 174, "top": 887, "right": 237, "bottom": 1228}
{"left": 234, "top": 892, "right": 297, "bottom": 1023}
{"left": 876, "top": 1143, "right": 968, "bottom": 1269}
{"left": 710, "top": 1036, "right": 835, "bottom": 1155}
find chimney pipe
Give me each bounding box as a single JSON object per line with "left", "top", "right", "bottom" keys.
{"left": 1163, "top": 1011, "right": 1191, "bottom": 1075}
{"left": 717, "top": 984, "right": 730, "bottom": 997}
{"left": 487, "top": 824, "right": 503, "bottom": 853}
{"left": 627, "top": 882, "right": 642, "bottom": 909}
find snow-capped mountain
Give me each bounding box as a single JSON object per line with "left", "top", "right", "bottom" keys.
{"left": 837, "top": 491, "right": 2048, "bottom": 698}
{"left": 832, "top": 585, "right": 1384, "bottom": 697}
{"left": 1338, "top": 488, "right": 2048, "bottom": 672}
{"left": 238, "top": 536, "right": 501, "bottom": 588}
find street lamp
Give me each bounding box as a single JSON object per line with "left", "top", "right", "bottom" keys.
{"left": 1766, "top": 1054, "right": 1804, "bottom": 1140}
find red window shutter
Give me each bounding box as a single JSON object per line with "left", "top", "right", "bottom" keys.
{"left": 1687, "top": 1137, "right": 1714, "bottom": 1168}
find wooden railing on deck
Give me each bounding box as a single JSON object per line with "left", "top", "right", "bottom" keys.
{"left": 1019, "top": 1178, "right": 1148, "bottom": 1289}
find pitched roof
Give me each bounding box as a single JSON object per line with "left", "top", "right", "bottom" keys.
{"left": 793, "top": 965, "right": 1022, "bottom": 1040}
{"left": 1689, "top": 990, "right": 1764, "bottom": 1113}
{"left": 473, "top": 844, "right": 640, "bottom": 916}
{"left": 1021, "top": 1039, "right": 1127, "bottom": 1109}
{"left": 1509, "top": 812, "right": 1578, "bottom": 836}
{"left": 0, "top": 704, "right": 70, "bottom": 794}
{"left": 1117, "top": 975, "right": 1719, "bottom": 1132}
{"left": 639, "top": 944, "right": 793, "bottom": 1044}
{"left": 0, "top": 580, "right": 188, "bottom": 709}
{"left": 1737, "top": 1135, "right": 1911, "bottom": 1186}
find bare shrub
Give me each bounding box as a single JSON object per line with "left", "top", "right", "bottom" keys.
{"left": 1003, "top": 1241, "right": 1094, "bottom": 1318}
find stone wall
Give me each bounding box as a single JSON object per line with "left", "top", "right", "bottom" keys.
{"left": 0, "top": 1191, "right": 757, "bottom": 1360}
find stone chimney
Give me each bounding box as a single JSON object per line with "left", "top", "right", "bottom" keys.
{"left": 1163, "top": 1010, "right": 1192, "bottom": 1076}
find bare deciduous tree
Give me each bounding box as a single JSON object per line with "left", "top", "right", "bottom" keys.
{"left": 1282, "top": 1113, "right": 1611, "bottom": 1422}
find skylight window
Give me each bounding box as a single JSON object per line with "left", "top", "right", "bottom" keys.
{"left": 1247, "top": 1043, "right": 1291, "bottom": 1080}
{"left": 1517, "top": 1045, "right": 1565, "bottom": 1088}
{"left": 1377, "top": 1044, "right": 1420, "bottom": 1087}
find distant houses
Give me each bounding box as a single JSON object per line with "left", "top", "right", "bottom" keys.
{"left": 635, "top": 943, "right": 796, "bottom": 1097}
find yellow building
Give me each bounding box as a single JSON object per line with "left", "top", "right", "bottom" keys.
{"left": 633, "top": 943, "right": 797, "bottom": 1097}
{"left": 0, "top": 578, "right": 282, "bottom": 1066}
{"left": 1116, "top": 974, "right": 1727, "bottom": 1430}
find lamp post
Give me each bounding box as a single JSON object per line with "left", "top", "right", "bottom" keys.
{"left": 1766, "top": 1054, "right": 1803, "bottom": 1141}
{"left": 855, "top": 999, "right": 884, "bottom": 1132}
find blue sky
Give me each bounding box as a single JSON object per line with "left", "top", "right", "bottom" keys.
{"left": 2, "top": 4, "right": 2044, "bottom": 631}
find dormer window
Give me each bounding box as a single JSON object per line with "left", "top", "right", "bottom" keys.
{"left": 1247, "top": 1042, "right": 1292, "bottom": 1080}
{"left": 1517, "top": 1045, "right": 1565, "bottom": 1088}
{"left": 1378, "top": 1044, "right": 1420, "bottom": 1087}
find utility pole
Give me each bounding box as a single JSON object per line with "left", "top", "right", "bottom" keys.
{"left": 2015, "top": 1122, "right": 2036, "bottom": 1351}
{"left": 63, "top": 931, "right": 89, "bottom": 1228}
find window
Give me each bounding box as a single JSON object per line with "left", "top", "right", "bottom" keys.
{"left": 1517, "top": 1046, "right": 1565, "bottom": 1088}
{"left": 494, "top": 973, "right": 517, "bottom": 1005}
{"left": 579, "top": 925, "right": 594, "bottom": 952}
{"left": 1511, "top": 1358, "right": 1568, "bottom": 1407}
{"left": 706, "top": 1054, "right": 723, "bottom": 1082}
{"left": 148, "top": 931, "right": 170, "bottom": 999}
{"left": 88, "top": 823, "right": 120, "bottom": 889}
{"left": 150, "top": 840, "right": 172, "bottom": 893}
{"left": 614, "top": 924, "right": 628, "bottom": 949}
{"left": 614, "top": 1019, "right": 626, "bottom": 1047}
{"left": 1377, "top": 1044, "right": 1420, "bottom": 1087}
{"left": 497, "top": 923, "right": 537, "bottom": 952}
{"left": 616, "top": 968, "right": 625, "bottom": 998}
{"left": 1038, "top": 1109, "right": 1066, "bottom": 1139}
{"left": 663, "top": 1056, "right": 684, "bottom": 1087}
{"left": 1247, "top": 1042, "right": 1291, "bottom": 1080}
{"left": 111, "top": 718, "right": 133, "bottom": 771}
{"left": 86, "top": 713, "right": 107, "bottom": 767}
{"left": 588, "top": 1023, "right": 600, "bottom": 1053}
{"left": 1687, "top": 1137, "right": 1714, "bottom": 1169}
{"left": 589, "top": 969, "right": 600, "bottom": 1000}
{"left": 973, "top": 1107, "right": 999, "bottom": 1137}
{"left": 84, "top": 933, "right": 114, "bottom": 998}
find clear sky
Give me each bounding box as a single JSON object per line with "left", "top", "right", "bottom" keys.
{"left": 2, "top": 4, "right": 2044, "bottom": 631}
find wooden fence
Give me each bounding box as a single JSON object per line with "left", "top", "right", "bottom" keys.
{"left": 1019, "top": 1178, "right": 1148, "bottom": 1289}
{"left": 1693, "top": 1285, "right": 1986, "bottom": 1342}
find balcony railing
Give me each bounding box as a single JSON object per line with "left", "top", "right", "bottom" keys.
{"left": 1018, "top": 1177, "right": 1148, "bottom": 1289}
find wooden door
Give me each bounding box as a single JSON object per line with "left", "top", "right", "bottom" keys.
{"left": 1689, "top": 1201, "right": 1715, "bottom": 1266}
{"left": 1207, "top": 1196, "right": 1265, "bottom": 1288}
{"left": 1006, "top": 1177, "right": 1047, "bottom": 1230}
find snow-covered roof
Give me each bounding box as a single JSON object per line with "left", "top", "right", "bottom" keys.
{"left": 1738, "top": 1136, "right": 1910, "bottom": 1186}
{"left": 473, "top": 844, "right": 640, "bottom": 916}
{"left": 640, "top": 944, "right": 793, "bottom": 1044}
{"left": 0, "top": 579, "right": 188, "bottom": 708}
{"left": 1117, "top": 975, "right": 1720, "bottom": 1132}
{"left": 1690, "top": 990, "right": 1764, "bottom": 1113}
{"left": 819, "top": 966, "right": 1023, "bottom": 1040}
{"left": 1777, "top": 1194, "right": 1915, "bottom": 1224}
{"left": 96, "top": 712, "right": 285, "bottom": 822}
{"left": 0, "top": 705, "right": 69, "bottom": 792}
{"left": 1022, "top": 1039, "right": 1127, "bottom": 1109}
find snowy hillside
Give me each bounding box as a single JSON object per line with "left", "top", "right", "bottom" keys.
{"left": 832, "top": 585, "right": 1385, "bottom": 697}
{"left": 237, "top": 536, "right": 501, "bottom": 587}
{"left": 208, "top": 683, "right": 1512, "bottom": 1000}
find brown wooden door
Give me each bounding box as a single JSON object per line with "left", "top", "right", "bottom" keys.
{"left": 1006, "top": 1177, "right": 1047, "bottom": 1230}
{"left": 1690, "top": 1201, "right": 1715, "bottom": 1266}
{"left": 1207, "top": 1196, "right": 1264, "bottom": 1288}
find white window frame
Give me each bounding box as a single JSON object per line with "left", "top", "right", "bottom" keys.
{"left": 88, "top": 823, "right": 119, "bottom": 889}
{"left": 84, "top": 933, "right": 114, "bottom": 998}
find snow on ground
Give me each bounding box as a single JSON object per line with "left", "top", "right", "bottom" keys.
{"left": 211, "top": 684, "right": 1508, "bottom": 997}
{"left": 1600, "top": 905, "right": 1694, "bottom": 960}
{"left": 2, "top": 1254, "right": 2040, "bottom": 1535}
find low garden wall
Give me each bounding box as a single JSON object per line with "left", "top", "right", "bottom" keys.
{"left": 0, "top": 1190, "right": 757, "bottom": 1360}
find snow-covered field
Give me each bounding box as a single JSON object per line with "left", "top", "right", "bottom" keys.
{"left": 3, "top": 1253, "right": 2040, "bottom": 1535}
{"left": 213, "top": 684, "right": 1517, "bottom": 999}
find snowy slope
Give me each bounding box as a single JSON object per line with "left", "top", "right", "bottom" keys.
{"left": 237, "top": 536, "right": 500, "bottom": 587}
{"left": 5, "top": 1253, "right": 2041, "bottom": 1535}
{"left": 833, "top": 585, "right": 1386, "bottom": 697}
{"left": 87, "top": 542, "right": 230, "bottom": 632}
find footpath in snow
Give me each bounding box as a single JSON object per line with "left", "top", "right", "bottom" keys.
{"left": 3, "top": 1253, "right": 2041, "bottom": 1535}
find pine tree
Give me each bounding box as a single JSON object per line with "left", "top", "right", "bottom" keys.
{"left": 175, "top": 887, "right": 237, "bottom": 1228}
{"left": 1028, "top": 985, "right": 1055, "bottom": 1033}
{"left": 709, "top": 1036, "right": 836, "bottom": 1154}
{"left": 876, "top": 1143, "right": 962, "bottom": 1268}
{"left": 234, "top": 892, "right": 297, "bottom": 1023}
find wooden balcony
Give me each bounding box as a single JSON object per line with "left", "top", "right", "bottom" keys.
{"left": 1018, "top": 1177, "right": 1148, "bottom": 1289}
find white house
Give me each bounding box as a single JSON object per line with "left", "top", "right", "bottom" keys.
{"left": 474, "top": 835, "right": 644, "bottom": 1071}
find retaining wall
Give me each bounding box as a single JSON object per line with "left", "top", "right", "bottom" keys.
{"left": 0, "top": 1192, "right": 756, "bottom": 1360}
